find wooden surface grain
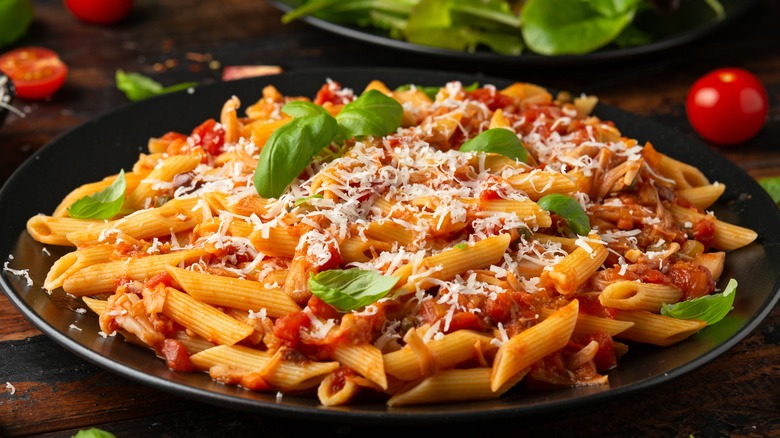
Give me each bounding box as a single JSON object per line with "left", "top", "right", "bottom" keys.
{"left": 0, "top": 0, "right": 778, "bottom": 437}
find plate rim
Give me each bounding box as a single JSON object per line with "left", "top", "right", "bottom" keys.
{"left": 2, "top": 66, "right": 779, "bottom": 423}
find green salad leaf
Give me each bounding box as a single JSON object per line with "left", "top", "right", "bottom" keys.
{"left": 521, "top": 0, "right": 640, "bottom": 55}
{"left": 67, "top": 170, "right": 127, "bottom": 219}
{"left": 537, "top": 193, "right": 591, "bottom": 236}
{"left": 309, "top": 268, "right": 400, "bottom": 312}
{"left": 459, "top": 128, "right": 528, "bottom": 162}
{"left": 116, "top": 70, "right": 198, "bottom": 101}
{"left": 661, "top": 278, "right": 737, "bottom": 325}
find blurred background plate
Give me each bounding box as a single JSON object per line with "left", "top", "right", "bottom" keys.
{"left": 269, "top": 0, "right": 759, "bottom": 66}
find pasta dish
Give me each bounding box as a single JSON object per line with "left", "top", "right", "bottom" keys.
{"left": 25, "top": 78, "right": 756, "bottom": 406}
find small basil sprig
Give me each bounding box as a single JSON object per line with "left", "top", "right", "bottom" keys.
{"left": 336, "top": 89, "right": 403, "bottom": 138}
{"left": 758, "top": 176, "right": 780, "bottom": 205}
{"left": 67, "top": 170, "right": 127, "bottom": 219}
{"left": 309, "top": 268, "right": 400, "bottom": 312}
{"left": 253, "top": 89, "right": 403, "bottom": 198}
{"left": 460, "top": 128, "right": 528, "bottom": 163}
{"left": 116, "top": 70, "right": 198, "bottom": 101}
{"left": 294, "top": 194, "right": 324, "bottom": 206}
{"left": 72, "top": 428, "right": 116, "bottom": 438}
{"left": 253, "top": 112, "right": 338, "bottom": 198}
{"left": 395, "top": 81, "right": 479, "bottom": 100}
{"left": 282, "top": 100, "right": 330, "bottom": 118}
{"left": 536, "top": 193, "right": 590, "bottom": 236}
{"left": 661, "top": 278, "right": 737, "bottom": 325}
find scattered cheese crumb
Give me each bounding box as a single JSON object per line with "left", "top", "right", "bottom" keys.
{"left": 3, "top": 261, "right": 33, "bottom": 287}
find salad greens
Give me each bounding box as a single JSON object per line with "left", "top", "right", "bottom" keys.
{"left": 309, "top": 268, "right": 400, "bottom": 312}
{"left": 280, "top": 0, "right": 726, "bottom": 56}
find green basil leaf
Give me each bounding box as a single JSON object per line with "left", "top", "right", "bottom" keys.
{"left": 309, "top": 268, "right": 400, "bottom": 312}
{"left": 294, "top": 194, "right": 324, "bottom": 206}
{"left": 336, "top": 89, "right": 403, "bottom": 138}
{"left": 282, "top": 100, "right": 330, "bottom": 118}
{"left": 253, "top": 113, "right": 338, "bottom": 198}
{"left": 67, "top": 170, "right": 127, "bottom": 219}
{"left": 0, "top": 0, "right": 33, "bottom": 48}
{"left": 536, "top": 193, "right": 591, "bottom": 236}
{"left": 395, "top": 84, "right": 441, "bottom": 101}
{"left": 759, "top": 176, "right": 780, "bottom": 205}
{"left": 463, "top": 81, "right": 480, "bottom": 92}
{"left": 116, "top": 70, "right": 197, "bottom": 101}
{"left": 520, "top": 0, "right": 639, "bottom": 55}
{"left": 72, "top": 428, "right": 117, "bottom": 438}
{"left": 661, "top": 278, "right": 737, "bottom": 325}
{"left": 459, "top": 128, "right": 528, "bottom": 162}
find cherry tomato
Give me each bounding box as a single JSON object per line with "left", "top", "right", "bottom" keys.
{"left": 64, "top": 0, "right": 133, "bottom": 25}
{"left": 0, "top": 47, "right": 68, "bottom": 100}
{"left": 686, "top": 67, "right": 769, "bottom": 145}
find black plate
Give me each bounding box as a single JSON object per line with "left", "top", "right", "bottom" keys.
{"left": 1, "top": 68, "right": 779, "bottom": 424}
{"left": 269, "top": 0, "right": 758, "bottom": 66}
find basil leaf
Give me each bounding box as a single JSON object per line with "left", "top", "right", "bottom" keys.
{"left": 253, "top": 113, "right": 338, "bottom": 198}
{"left": 396, "top": 81, "right": 479, "bottom": 101}
{"left": 759, "top": 176, "right": 780, "bottom": 205}
{"left": 294, "top": 194, "right": 324, "bottom": 206}
{"left": 0, "top": 0, "right": 33, "bottom": 48}
{"left": 67, "top": 170, "right": 127, "bottom": 219}
{"left": 661, "top": 278, "right": 737, "bottom": 325}
{"left": 396, "top": 84, "right": 442, "bottom": 101}
{"left": 309, "top": 268, "right": 400, "bottom": 312}
{"left": 537, "top": 193, "right": 591, "bottom": 236}
{"left": 336, "top": 89, "right": 403, "bottom": 138}
{"left": 116, "top": 70, "right": 198, "bottom": 101}
{"left": 72, "top": 428, "right": 117, "bottom": 438}
{"left": 282, "top": 100, "right": 330, "bottom": 118}
{"left": 459, "top": 128, "right": 528, "bottom": 162}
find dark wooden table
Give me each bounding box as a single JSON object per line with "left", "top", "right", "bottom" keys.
{"left": 1, "top": 1, "right": 778, "bottom": 436}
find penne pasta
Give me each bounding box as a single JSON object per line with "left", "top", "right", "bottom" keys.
{"left": 23, "top": 78, "right": 753, "bottom": 408}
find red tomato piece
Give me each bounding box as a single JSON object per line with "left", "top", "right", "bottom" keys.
{"left": 444, "top": 311, "right": 484, "bottom": 333}
{"left": 273, "top": 311, "right": 310, "bottom": 348}
{"left": 0, "top": 47, "right": 68, "bottom": 100}
{"left": 686, "top": 68, "right": 769, "bottom": 145}
{"left": 189, "top": 119, "right": 225, "bottom": 155}
{"left": 65, "top": 0, "right": 133, "bottom": 25}
{"left": 467, "top": 88, "right": 514, "bottom": 111}
{"left": 161, "top": 339, "right": 194, "bottom": 372}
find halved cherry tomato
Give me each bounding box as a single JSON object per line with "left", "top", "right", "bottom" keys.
{"left": 0, "top": 47, "right": 68, "bottom": 100}
{"left": 64, "top": 0, "right": 133, "bottom": 25}
{"left": 686, "top": 68, "right": 769, "bottom": 145}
